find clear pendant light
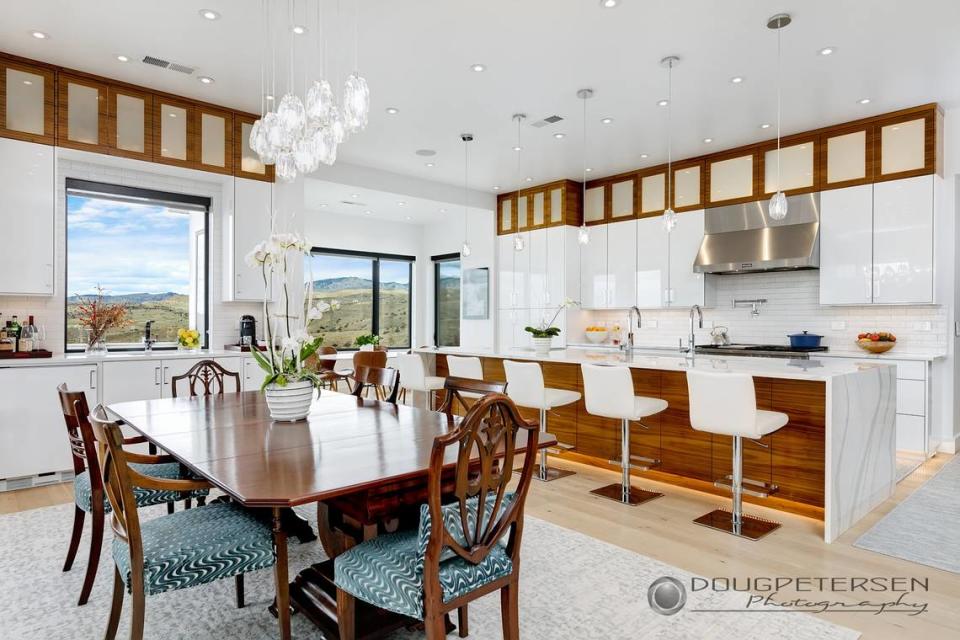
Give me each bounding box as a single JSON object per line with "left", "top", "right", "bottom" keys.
{"left": 660, "top": 56, "right": 680, "bottom": 233}
{"left": 512, "top": 114, "right": 526, "bottom": 252}
{"left": 767, "top": 13, "right": 792, "bottom": 221}
{"left": 461, "top": 133, "right": 473, "bottom": 257}
{"left": 576, "top": 89, "right": 594, "bottom": 245}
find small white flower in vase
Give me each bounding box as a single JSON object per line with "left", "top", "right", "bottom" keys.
{"left": 524, "top": 299, "right": 580, "bottom": 354}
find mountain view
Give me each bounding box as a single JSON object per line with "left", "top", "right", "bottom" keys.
{"left": 65, "top": 292, "right": 189, "bottom": 346}
{"left": 305, "top": 274, "right": 410, "bottom": 349}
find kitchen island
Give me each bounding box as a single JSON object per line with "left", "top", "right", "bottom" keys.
{"left": 419, "top": 347, "right": 896, "bottom": 542}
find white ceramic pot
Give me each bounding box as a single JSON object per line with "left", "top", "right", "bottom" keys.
{"left": 532, "top": 337, "right": 553, "bottom": 354}
{"left": 359, "top": 344, "right": 375, "bottom": 352}
{"left": 264, "top": 380, "right": 316, "bottom": 422}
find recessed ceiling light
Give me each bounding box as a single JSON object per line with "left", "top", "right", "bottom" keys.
{"left": 640, "top": 153, "right": 649, "bottom": 159}
{"left": 397, "top": 201, "right": 406, "bottom": 206}
{"left": 425, "top": 162, "right": 435, "bottom": 167}
{"left": 31, "top": 31, "right": 48, "bottom": 39}
{"left": 730, "top": 76, "right": 744, "bottom": 84}
{"left": 265, "top": 94, "right": 275, "bottom": 101}
{"left": 470, "top": 63, "right": 486, "bottom": 72}
{"left": 198, "top": 9, "right": 220, "bottom": 20}
{"left": 657, "top": 99, "right": 669, "bottom": 107}
{"left": 585, "top": 167, "right": 593, "bottom": 173}
{"left": 858, "top": 98, "right": 871, "bottom": 105}
{"left": 350, "top": 193, "right": 360, "bottom": 198}
{"left": 198, "top": 76, "right": 214, "bottom": 84}
{"left": 600, "top": 0, "right": 619, "bottom": 7}
{"left": 493, "top": 186, "right": 501, "bottom": 191}
{"left": 116, "top": 55, "right": 129, "bottom": 63}
{"left": 600, "top": 117, "right": 614, "bottom": 125}
{"left": 439, "top": 208, "right": 447, "bottom": 213}
{"left": 760, "top": 123, "right": 771, "bottom": 129}
{"left": 319, "top": 203, "right": 327, "bottom": 207}
{"left": 364, "top": 210, "right": 372, "bottom": 215}
{"left": 818, "top": 46, "right": 836, "bottom": 56}
{"left": 525, "top": 177, "right": 534, "bottom": 182}
{"left": 292, "top": 25, "right": 307, "bottom": 35}
{"left": 703, "top": 137, "right": 713, "bottom": 143}
{"left": 405, "top": 216, "right": 412, "bottom": 221}
{"left": 553, "top": 132, "right": 566, "bottom": 139}
{"left": 385, "top": 107, "right": 399, "bottom": 115}
{"left": 512, "top": 145, "right": 522, "bottom": 152}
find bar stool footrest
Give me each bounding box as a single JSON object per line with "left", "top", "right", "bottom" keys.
{"left": 608, "top": 455, "right": 661, "bottom": 471}
{"left": 713, "top": 475, "right": 779, "bottom": 499}
{"left": 590, "top": 483, "right": 662, "bottom": 505}
{"left": 693, "top": 508, "right": 780, "bottom": 541}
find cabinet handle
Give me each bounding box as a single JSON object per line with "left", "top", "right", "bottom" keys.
{"left": 154, "top": 366, "right": 161, "bottom": 386}
{"left": 163, "top": 366, "right": 169, "bottom": 385}
{"left": 89, "top": 369, "right": 96, "bottom": 390}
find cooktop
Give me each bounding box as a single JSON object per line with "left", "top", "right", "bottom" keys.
{"left": 694, "top": 344, "right": 829, "bottom": 359}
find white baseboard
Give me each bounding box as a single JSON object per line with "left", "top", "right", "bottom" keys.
{"left": 936, "top": 433, "right": 959, "bottom": 455}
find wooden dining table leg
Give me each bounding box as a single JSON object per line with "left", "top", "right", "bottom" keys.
{"left": 272, "top": 507, "right": 292, "bottom": 640}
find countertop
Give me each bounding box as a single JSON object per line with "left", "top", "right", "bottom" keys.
{"left": 566, "top": 342, "right": 946, "bottom": 362}
{"left": 419, "top": 346, "right": 895, "bottom": 382}
{"left": 0, "top": 348, "right": 400, "bottom": 368}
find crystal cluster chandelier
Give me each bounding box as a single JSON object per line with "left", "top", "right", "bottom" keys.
{"left": 249, "top": 0, "right": 370, "bottom": 182}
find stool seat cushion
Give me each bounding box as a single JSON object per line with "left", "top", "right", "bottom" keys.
{"left": 632, "top": 396, "right": 669, "bottom": 420}
{"left": 755, "top": 410, "right": 790, "bottom": 436}
{"left": 74, "top": 463, "right": 210, "bottom": 514}
{"left": 425, "top": 376, "right": 446, "bottom": 391}
{"left": 543, "top": 388, "right": 581, "bottom": 410}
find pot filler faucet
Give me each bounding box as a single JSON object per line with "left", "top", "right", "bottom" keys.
{"left": 622, "top": 306, "right": 642, "bottom": 352}
{"left": 687, "top": 305, "right": 703, "bottom": 360}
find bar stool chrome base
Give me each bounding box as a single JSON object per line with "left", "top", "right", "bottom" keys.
{"left": 693, "top": 508, "right": 781, "bottom": 541}
{"left": 590, "top": 483, "right": 662, "bottom": 505}
{"left": 532, "top": 466, "right": 577, "bottom": 482}
{"left": 514, "top": 407, "right": 577, "bottom": 482}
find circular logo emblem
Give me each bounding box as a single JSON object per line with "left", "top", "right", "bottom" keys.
{"left": 648, "top": 576, "right": 687, "bottom": 616}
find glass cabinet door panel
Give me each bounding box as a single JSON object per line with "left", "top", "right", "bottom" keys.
{"left": 880, "top": 118, "right": 925, "bottom": 175}
{"left": 611, "top": 179, "right": 634, "bottom": 218}
{"left": 500, "top": 198, "right": 513, "bottom": 232}
{"left": 532, "top": 191, "right": 545, "bottom": 226}
{"left": 201, "top": 112, "right": 227, "bottom": 167}
{"left": 549, "top": 187, "right": 563, "bottom": 223}
{"left": 4, "top": 68, "right": 46, "bottom": 135}
{"left": 115, "top": 93, "right": 146, "bottom": 153}
{"left": 239, "top": 120, "right": 266, "bottom": 174}
{"left": 641, "top": 173, "right": 665, "bottom": 213}
{"left": 765, "top": 142, "right": 814, "bottom": 192}
{"left": 66, "top": 82, "right": 101, "bottom": 144}
{"left": 673, "top": 165, "right": 701, "bottom": 208}
{"left": 584, "top": 185, "right": 605, "bottom": 222}
{"left": 826, "top": 130, "right": 867, "bottom": 184}
{"left": 517, "top": 195, "right": 529, "bottom": 229}
{"left": 159, "top": 103, "right": 188, "bottom": 160}
{"left": 709, "top": 155, "right": 753, "bottom": 202}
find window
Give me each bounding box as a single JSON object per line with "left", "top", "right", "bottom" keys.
{"left": 65, "top": 179, "right": 209, "bottom": 350}
{"left": 433, "top": 254, "right": 461, "bottom": 347}
{"left": 304, "top": 248, "right": 414, "bottom": 350}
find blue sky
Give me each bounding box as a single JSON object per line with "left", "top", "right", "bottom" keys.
{"left": 305, "top": 253, "right": 410, "bottom": 285}
{"left": 67, "top": 194, "right": 195, "bottom": 296}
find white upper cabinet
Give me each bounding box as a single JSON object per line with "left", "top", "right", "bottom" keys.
{"left": 545, "top": 225, "right": 565, "bottom": 307}
{"left": 820, "top": 184, "right": 874, "bottom": 305}
{"left": 513, "top": 234, "right": 530, "bottom": 308}
{"left": 668, "top": 210, "right": 707, "bottom": 307}
{"left": 0, "top": 138, "right": 54, "bottom": 295}
{"left": 635, "top": 217, "right": 668, "bottom": 308}
{"left": 607, "top": 219, "right": 637, "bottom": 308}
{"left": 528, "top": 228, "right": 547, "bottom": 308}
{"left": 497, "top": 234, "right": 515, "bottom": 309}
{"left": 227, "top": 177, "right": 272, "bottom": 302}
{"left": 580, "top": 223, "right": 608, "bottom": 309}
{"left": 872, "top": 175, "right": 934, "bottom": 304}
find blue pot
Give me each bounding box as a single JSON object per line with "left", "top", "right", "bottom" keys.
{"left": 787, "top": 331, "right": 823, "bottom": 349}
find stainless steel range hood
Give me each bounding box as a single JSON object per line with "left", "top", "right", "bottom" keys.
{"left": 693, "top": 192, "right": 820, "bottom": 274}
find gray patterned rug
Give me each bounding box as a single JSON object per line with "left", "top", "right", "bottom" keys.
{"left": 856, "top": 456, "right": 960, "bottom": 573}
{"left": 0, "top": 502, "right": 859, "bottom": 639}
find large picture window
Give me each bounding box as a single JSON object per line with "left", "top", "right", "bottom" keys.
{"left": 433, "top": 254, "right": 461, "bottom": 347}
{"left": 304, "top": 248, "right": 413, "bottom": 349}
{"left": 65, "top": 179, "right": 209, "bottom": 351}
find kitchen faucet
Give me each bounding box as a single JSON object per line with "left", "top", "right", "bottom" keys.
{"left": 687, "top": 305, "right": 703, "bottom": 360}
{"left": 143, "top": 320, "right": 155, "bottom": 352}
{"left": 622, "top": 306, "right": 642, "bottom": 352}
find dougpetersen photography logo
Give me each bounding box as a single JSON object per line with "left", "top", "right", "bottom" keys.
{"left": 647, "top": 575, "right": 930, "bottom": 616}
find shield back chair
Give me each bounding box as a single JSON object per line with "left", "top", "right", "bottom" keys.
{"left": 352, "top": 350, "right": 389, "bottom": 399}
{"left": 395, "top": 352, "right": 445, "bottom": 410}
{"left": 169, "top": 359, "right": 241, "bottom": 398}
{"left": 437, "top": 376, "right": 507, "bottom": 418}
{"left": 57, "top": 385, "right": 209, "bottom": 606}
{"left": 686, "top": 370, "right": 789, "bottom": 540}
{"left": 334, "top": 392, "right": 539, "bottom": 640}
{"left": 89, "top": 406, "right": 276, "bottom": 640}
{"left": 580, "top": 364, "right": 668, "bottom": 505}
{"left": 351, "top": 365, "right": 401, "bottom": 405}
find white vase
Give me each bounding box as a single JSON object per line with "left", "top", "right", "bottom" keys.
{"left": 532, "top": 337, "right": 553, "bottom": 354}
{"left": 359, "top": 344, "right": 375, "bottom": 352}
{"left": 264, "top": 380, "right": 316, "bottom": 422}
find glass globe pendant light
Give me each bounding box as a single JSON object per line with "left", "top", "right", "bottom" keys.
{"left": 461, "top": 133, "right": 473, "bottom": 257}
{"left": 576, "top": 89, "right": 593, "bottom": 245}
{"left": 512, "top": 114, "right": 526, "bottom": 252}
{"left": 767, "top": 13, "right": 792, "bottom": 221}
{"left": 660, "top": 56, "right": 680, "bottom": 233}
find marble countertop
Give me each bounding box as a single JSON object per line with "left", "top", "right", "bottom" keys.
{"left": 419, "top": 346, "right": 894, "bottom": 382}
{"left": 0, "top": 349, "right": 242, "bottom": 367}
{"left": 565, "top": 342, "right": 945, "bottom": 362}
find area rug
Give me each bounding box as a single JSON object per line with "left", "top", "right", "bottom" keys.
{"left": 0, "top": 502, "right": 859, "bottom": 639}
{"left": 855, "top": 456, "right": 960, "bottom": 573}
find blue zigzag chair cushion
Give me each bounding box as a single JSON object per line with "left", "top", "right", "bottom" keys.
{"left": 73, "top": 462, "right": 210, "bottom": 513}
{"left": 112, "top": 501, "right": 275, "bottom": 596}
{"left": 334, "top": 493, "right": 516, "bottom": 620}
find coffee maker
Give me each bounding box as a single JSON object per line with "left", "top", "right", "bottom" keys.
{"left": 239, "top": 315, "right": 258, "bottom": 348}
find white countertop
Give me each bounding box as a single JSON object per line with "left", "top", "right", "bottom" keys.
{"left": 419, "top": 346, "right": 895, "bottom": 381}
{"left": 0, "top": 349, "right": 242, "bottom": 367}
{"left": 566, "top": 342, "right": 945, "bottom": 362}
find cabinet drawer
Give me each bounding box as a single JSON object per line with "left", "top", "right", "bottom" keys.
{"left": 895, "top": 413, "right": 925, "bottom": 453}
{"left": 894, "top": 360, "right": 925, "bottom": 381}
{"left": 896, "top": 379, "right": 925, "bottom": 416}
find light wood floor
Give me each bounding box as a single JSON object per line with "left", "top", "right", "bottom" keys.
{"left": 3, "top": 456, "right": 958, "bottom": 640}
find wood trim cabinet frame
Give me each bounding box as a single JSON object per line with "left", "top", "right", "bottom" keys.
{"left": 0, "top": 58, "right": 56, "bottom": 145}
{"left": 704, "top": 148, "right": 760, "bottom": 207}
{"left": 757, "top": 133, "right": 821, "bottom": 197}
{"left": 107, "top": 85, "right": 154, "bottom": 161}
{"left": 56, "top": 73, "right": 110, "bottom": 153}
{"left": 495, "top": 180, "right": 581, "bottom": 235}
{"left": 195, "top": 105, "right": 234, "bottom": 176}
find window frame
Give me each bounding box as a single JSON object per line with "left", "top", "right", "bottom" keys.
{"left": 63, "top": 178, "right": 210, "bottom": 352}
{"left": 432, "top": 253, "right": 461, "bottom": 348}
{"left": 307, "top": 246, "right": 415, "bottom": 351}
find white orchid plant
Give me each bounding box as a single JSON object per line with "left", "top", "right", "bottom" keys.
{"left": 524, "top": 298, "right": 581, "bottom": 338}
{"left": 245, "top": 231, "right": 325, "bottom": 390}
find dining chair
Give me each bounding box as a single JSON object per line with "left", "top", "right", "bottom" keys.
{"left": 351, "top": 365, "right": 401, "bottom": 404}
{"left": 352, "top": 350, "right": 389, "bottom": 398}
{"left": 334, "top": 392, "right": 538, "bottom": 640}
{"left": 88, "top": 405, "right": 276, "bottom": 640}
{"left": 170, "top": 359, "right": 241, "bottom": 398}
{"left": 394, "top": 352, "right": 445, "bottom": 409}
{"left": 57, "top": 385, "right": 209, "bottom": 607}
{"left": 312, "top": 346, "right": 353, "bottom": 391}
{"left": 437, "top": 376, "right": 507, "bottom": 417}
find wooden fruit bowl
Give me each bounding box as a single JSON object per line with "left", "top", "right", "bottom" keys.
{"left": 856, "top": 339, "right": 896, "bottom": 354}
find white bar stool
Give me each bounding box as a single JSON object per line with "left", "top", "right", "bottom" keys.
{"left": 581, "top": 364, "right": 668, "bottom": 505}
{"left": 446, "top": 355, "right": 483, "bottom": 380}
{"left": 686, "top": 370, "right": 788, "bottom": 540}
{"left": 394, "top": 353, "right": 445, "bottom": 410}
{"left": 503, "top": 360, "right": 581, "bottom": 482}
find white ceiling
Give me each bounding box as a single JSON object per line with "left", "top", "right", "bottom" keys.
{"left": 5, "top": 0, "right": 960, "bottom": 194}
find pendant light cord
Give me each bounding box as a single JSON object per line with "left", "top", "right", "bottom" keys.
{"left": 516, "top": 115, "right": 522, "bottom": 242}
{"left": 259, "top": 0, "right": 266, "bottom": 116}
{"left": 776, "top": 25, "right": 782, "bottom": 189}
{"left": 582, "top": 94, "right": 587, "bottom": 220}
{"left": 667, "top": 59, "right": 673, "bottom": 208}
{"left": 463, "top": 137, "right": 469, "bottom": 245}
{"left": 288, "top": 0, "right": 295, "bottom": 93}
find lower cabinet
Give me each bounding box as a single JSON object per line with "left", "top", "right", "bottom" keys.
{"left": 0, "top": 363, "right": 98, "bottom": 478}
{"left": 241, "top": 356, "right": 262, "bottom": 392}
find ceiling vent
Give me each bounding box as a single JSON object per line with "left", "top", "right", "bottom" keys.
{"left": 141, "top": 56, "right": 195, "bottom": 75}
{"left": 142, "top": 55, "right": 169, "bottom": 69}
{"left": 339, "top": 200, "right": 366, "bottom": 207}
{"left": 530, "top": 114, "right": 564, "bottom": 128}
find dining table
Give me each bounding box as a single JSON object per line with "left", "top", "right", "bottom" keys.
{"left": 107, "top": 389, "right": 556, "bottom": 639}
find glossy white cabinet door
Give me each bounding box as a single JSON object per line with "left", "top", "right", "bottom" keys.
{"left": 872, "top": 176, "right": 934, "bottom": 304}
{"left": 819, "top": 184, "right": 874, "bottom": 305}
{"left": 513, "top": 234, "right": 530, "bottom": 308}
{"left": 668, "top": 210, "right": 706, "bottom": 307}
{"left": 497, "top": 234, "right": 515, "bottom": 309}
{"left": 231, "top": 178, "right": 273, "bottom": 302}
{"left": 241, "top": 356, "right": 262, "bottom": 392}
{"left": 101, "top": 359, "right": 163, "bottom": 405}
{"left": 527, "top": 228, "right": 548, "bottom": 309}
{"left": 0, "top": 138, "right": 54, "bottom": 295}
{"left": 0, "top": 364, "right": 98, "bottom": 478}
{"left": 607, "top": 219, "right": 637, "bottom": 308}
{"left": 545, "top": 225, "right": 565, "bottom": 308}
{"left": 635, "top": 217, "right": 667, "bottom": 308}
{"left": 579, "top": 224, "right": 608, "bottom": 309}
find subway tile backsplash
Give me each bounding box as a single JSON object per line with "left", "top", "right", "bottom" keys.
{"left": 568, "top": 270, "right": 948, "bottom": 354}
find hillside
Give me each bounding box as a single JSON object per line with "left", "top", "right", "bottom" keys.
{"left": 310, "top": 277, "right": 407, "bottom": 292}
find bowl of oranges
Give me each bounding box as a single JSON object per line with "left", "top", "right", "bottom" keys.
{"left": 856, "top": 331, "right": 896, "bottom": 354}
{"left": 585, "top": 326, "right": 609, "bottom": 344}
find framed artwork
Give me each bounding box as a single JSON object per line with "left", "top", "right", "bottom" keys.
{"left": 462, "top": 267, "right": 489, "bottom": 319}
